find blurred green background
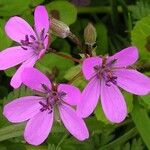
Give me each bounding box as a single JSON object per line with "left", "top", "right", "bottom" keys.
{"left": 0, "top": 0, "right": 150, "bottom": 149}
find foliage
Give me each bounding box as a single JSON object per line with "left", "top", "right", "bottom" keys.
{"left": 0, "top": 0, "right": 150, "bottom": 149}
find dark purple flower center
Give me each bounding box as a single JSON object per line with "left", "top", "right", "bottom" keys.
{"left": 39, "top": 84, "right": 66, "bottom": 113}
{"left": 20, "top": 28, "right": 47, "bottom": 53}
{"left": 94, "top": 58, "right": 117, "bottom": 86}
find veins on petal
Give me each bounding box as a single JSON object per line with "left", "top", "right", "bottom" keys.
{"left": 20, "top": 28, "right": 47, "bottom": 54}
{"left": 94, "top": 58, "right": 118, "bottom": 86}
{"left": 39, "top": 84, "right": 67, "bottom": 114}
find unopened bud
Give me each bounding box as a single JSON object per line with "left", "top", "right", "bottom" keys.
{"left": 51, "top": 17, "right": 70, "bottom": 38}
{"left": 84, "top": 23, "right": 97, "bottom": 46}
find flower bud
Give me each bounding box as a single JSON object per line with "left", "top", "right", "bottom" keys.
{"left": 51, "top": 17, "right": 70, "bottom": 38}
{"left": 84, "top": 23, "right": 97, "bottom": 46}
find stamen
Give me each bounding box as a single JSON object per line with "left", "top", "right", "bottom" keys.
{"left": 41, "top": 84, "right": 51, "bottom": 93}
{"left": 40, "top": 29, "right": 45, "bottom": 41}
{"left": 20, "top": 28, "right": 46, "bottom": 53}
{"left": 38, "top": 84, "right": 67, "bottom": 114}
{"left": 21, "top": 46, "right": 28, "bottom": 50}
{"left": 106, "top": 59, "right": 117, "bottom": 67}
{"left": 30, "top": 35, "right": 36, "bottom": 41}
{"left": 94, "top": 58, "right": 118, "bottom": 86}
{"left": 39, "top": 101, "right": 52, "bottom": 113}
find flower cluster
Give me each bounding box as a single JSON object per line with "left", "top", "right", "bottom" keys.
{"left": 0, "top": 5, "right": 150, "bottom": 146}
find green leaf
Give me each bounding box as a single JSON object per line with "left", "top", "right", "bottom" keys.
{"left": 131, "top": 1, "right": 150, "bottom": 20}
{"left": 0, "top": 123, "right": 25, "bottom": 142}
{"left": 0, "top": 19, "right": 12, "bottom": 50}
{"left": 0, "top": 122, "right": 66, "bottom": 142}
{"left": 37, "top": 53, "right": 74, "bottom": 81}
{"left": 99, "top": 128, "right": 137, "bottom": 150}
{"left": 141, "top": 94, "right": 150, "bottom": 108}
{"left": 131, "top": 96, "right": 150, "bottom": 150}
{"left": 131, "top": 15, "right": 150, "bottom": 59}
{"left": 30, "top": 0, "right": 44, "bottom": 7}
{"left": 52, "top": 38, "right": 71, "bottom": 53}
{"left": 85, "top": 116, "right": 105, "bottom": 132}
{"left": 4, "top": 67, "right": 16, "bottom": 77}
{"left": 123, "top": 92, "right": 133, "bottom": 113}
{"left": 3, "top": 86, "right": 33, "bottom": 104}
{"left": 46, "top": 1, "right": 77, "bottom": 25}
{"left": 94, "top": 103, "right": 109, "bottom": 124}
{"left": 64, "top": 65, "right": 87, "bottom": 89}
{"left": 95, "top": 23, "right": 108, "bottom": 55}
{"left": 0, "top": 107, "right": 9, "bottom": 128}
{"left": 0, "top": 0, "right": 30, "bottom": 17}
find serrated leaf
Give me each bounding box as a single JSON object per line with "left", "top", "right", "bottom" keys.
{"left": 0, "top": 123, "right": 25, "bottom": 142}
{"left": 131, "top": 15, "right": 150, "bottom": 59}
{"left": 3, "top": 86, "right": 33, "bottom": 104}
{"left": 46, "top": 1, "right": 77, "bottom": 25}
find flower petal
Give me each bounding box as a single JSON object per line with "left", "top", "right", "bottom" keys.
{"left": 59, "top": 104, "right": 89, "bottom": 141}
{"left": 77, "top": 77, "right": 100, "bottom": 118}
{"left": 34, "top": 6, "right": 49, "bottom": 35}
{"left": 22, "top": 67, "right": 51, "bottom": 92}
{"left": 24, "top": 110, "right": 53, "bottom": 146}
{"left": 5, "top": 17, "right": 35, "bottom": 43}
{"left": 82, "top": 57, "right": 102, "bottom": 80}
{"left": 10, "top": 56, "right": 38, "bottom": 89}
{"left": 116, "top": 69, "right": 150, "bottom": 95}
{"left": 108, "top": 46, "right": 138, "bottom": 67}
{"left": 101, "top": 80, "right": 127, "bottom": 123}
{"left": 58, "top": 84, "right": 81, "bottom": 105}
{"left": 3, "top": 96, "right": 42, "bottom": 123}
{"left": 0, "top": 46, "right": 34, "bottom": 70}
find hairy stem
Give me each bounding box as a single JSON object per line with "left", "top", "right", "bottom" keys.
{"left": 48, "top": 48, "right": 82, "bottom": 63}
{"left": 68, "top": 71, "right": 83, "bottom": 84}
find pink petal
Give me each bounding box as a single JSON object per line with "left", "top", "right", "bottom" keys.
{"left": 3, "top": 96, "right": 42, "bottom": 123}
{"left": 101, "top": 80, "right": 127, "bottom": 123}
{"left": 0, "top": 46, "right": 34, "bottom": 70}
{"left": 59, "top": 104, "right": 89, "bottom": 141}
{"left": 58, "top": 84, "right": 81, "bottom": 105}
{"left": 5, "top": 17, "right": 35, "bottom": 43}
{"left": 116, "top": 69, "right": 150, "bottom": 95}
{"left": 38, "top": 48, "right": 47, "bottom": 59}
{"left": 108, "top": 46, "right": 138, "bottom": 67}
{"left": 34, "top": 6, "right": 49, "bottom": 35}
{"left": 44, "top": 35, "right": 50, "bottom": 49}
{"left": 82, "top": 57, "right": 102, "bottom": 80}
{"left": 77, "top": 77, "right": 101, "bottom": 118}
{"left": 24, "top": 110, "right": 53, "bottom": 146}
{"left": 22, "top": 67, "right": 51, "bottom": 92}
{"left": 10, "top": 56, "right": 38, "bottom": 89}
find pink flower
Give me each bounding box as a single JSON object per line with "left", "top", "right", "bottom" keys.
{"left": 3, "top": 68, "right": 89, "bottom": 146}
{"left": 77, "top": 47, "right": 150, "bottom": 123}
{"left": 0, "top": 6, "right": 50, "bottom": 89}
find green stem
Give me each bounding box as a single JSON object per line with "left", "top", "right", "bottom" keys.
{"left": 77, "top": 5, "right": 134, "bottom": 14}
{"left": 99, "top": 128, "right": 137, "bottom": 150}
{"left": 56, "top": 133, "right": 69, "bottom": 150}
{"left": 26, "top": 145, "right": 47, "bottom": 150}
